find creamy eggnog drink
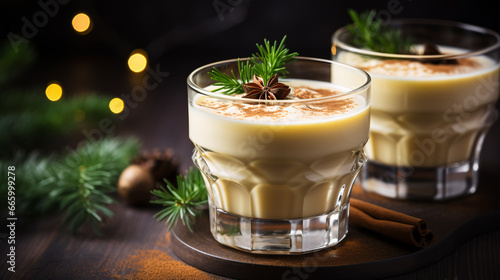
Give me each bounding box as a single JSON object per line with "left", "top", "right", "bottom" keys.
{"left": 188, "top": 56, "right": 370, "bottom": 254}
{"left": 334, "top": 18, "right": 500, "bottom": 200}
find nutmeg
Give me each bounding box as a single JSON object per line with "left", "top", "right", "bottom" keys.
{"left": 117, "top": 164, "right": 155, "bottom": 205}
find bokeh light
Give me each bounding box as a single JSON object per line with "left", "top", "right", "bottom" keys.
{"left": 45, "top": 83, "right": 63, "bottom": 101}
{"left": 128, "top": 49, "right": 148, "bottom": 73}
{"left": 331, "top": 44, "right": 336, "bottom": 55}
{"left": 109, "top": 97, "right": 125, "bottom": 114}
{"left": 72, "top": 13, "right": 92, "bottom": 34}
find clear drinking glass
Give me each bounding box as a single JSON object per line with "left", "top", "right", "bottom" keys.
{"left": 187, "top": 57, "right": 371, "bottom": 254}
{"left": 333, "top": 19, "right": 500, "bottom": 200}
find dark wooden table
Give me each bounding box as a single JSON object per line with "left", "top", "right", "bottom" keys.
{"left": 1, "top": 167, "right": 499, "bottom": 280}
{"left": 1, "top": 58, "right": 500, "bottom": 279}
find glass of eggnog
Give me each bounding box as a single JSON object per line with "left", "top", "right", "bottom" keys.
{"left": 333, "top": 19, "right": 500, "bottom": 200}
{"left": 187, "top": 57, "right": 370, "bottom": 254}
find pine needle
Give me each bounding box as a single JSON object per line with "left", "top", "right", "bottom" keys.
{"left": 251, "top": 36, "right": 298, "bottom": 82}
{"left": 347, "top": 9, "right": 414, "bottom": 54}
{"left": 151, "top": 167, "right": 208, "bottom": 232}
{"left": 0, "top": 137, "right": 140, "bottom": 234}
{"left": 208, "top": 36, "right": 298, "bottom": 95}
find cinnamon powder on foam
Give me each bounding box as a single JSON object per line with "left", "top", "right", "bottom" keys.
{"left": 197, "top": 87, "right": 357, "bottom": 121}
{"left": 357, "top": 57, "right": 483, "bottom": 77}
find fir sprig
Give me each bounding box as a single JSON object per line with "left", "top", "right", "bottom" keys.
{"left": 0, "top": 152, "right": 57, "bottom": 215}
{"left": 208, "top": 36, "right": 298, "bottom": 95}
{"left": 251, "top": 36, "right": 298, "bottom": 82}
{"left": 347, "top": 9, "right": 414, "bottom": 54}
{"left": 0, "top": 137, "right": 140, "bottom": 234}
{"left": 55, "top": 138, "right": 139, "bottom": 234}
{"left": 208, "top": 60, "right": 252, "bottom": 95}
{"left": 151, "top": 167, "right": 208, "bottom": 232}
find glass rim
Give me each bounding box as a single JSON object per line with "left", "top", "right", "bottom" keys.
{"left": 332, "top": 18, "right": 500, "bottom": 60}
{"left": 187, "top": 56, "right": 371, "bottom": 104}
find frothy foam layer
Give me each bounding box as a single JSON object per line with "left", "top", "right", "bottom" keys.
{"left": 358, "top": 58, "right": 483, "bottom": 77}
{"left": 195, "top": 80, "right": 364, "bottom": 122}
{"left": 339, "top": 46, "right": 495, "bottom": 78}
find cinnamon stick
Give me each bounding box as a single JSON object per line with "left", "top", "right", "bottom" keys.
{"left": 349, "top": 198, "right": 433, "bottom": 248}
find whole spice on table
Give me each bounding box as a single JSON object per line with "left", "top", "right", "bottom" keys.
{"left": 131, "top": 148, "right": 180, "bottom": 184}
{"left": 117, "top": 148, "right": 180, "bottom": 206}
{"left": 117, "top": 164, "right": 155, "bottom": 205}
{"left": 349, "top": 198, "right": 434, "bottom": 248}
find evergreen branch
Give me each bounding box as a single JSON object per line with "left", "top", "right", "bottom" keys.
{"left": 238, "top": 59, "right": 254, "bottom": 84}
{"left": 208, "top": 59, "right": 256, "bottom": 95}
{"left": 207, "top": 36, "right": 298, "bottom": 95}
{"left": 251, "top": 36, "right": 298, "bottom": 83}
{"left": 208, "top": 64, "right": 246, "bottom": 95}
{"left": 151, "top": 167, "right": 208, "bottom": 232}
{"left": 57, "top": 138, "right": 139, "bottom": 233}
{"left": 347, "top": 9, "right": 414, "bottom": 54}
{"left": 0, "top": 152, "right": 57, "bottom": 214}
{"left": 0, "top": 137, "right": 140, "bottom": 234}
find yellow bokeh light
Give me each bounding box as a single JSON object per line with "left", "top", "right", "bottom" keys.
{"left": 331, "top": 44, "right": 337, "bottom": 55}
{"left": 109, "top": 97, "right": 125, "bottom": 114}
{"left": 72, "top": 13, "right": 92, "bottom": 34}
{"left": 128, "top": 50, "right": 148, "bottom": 73}
{"left": 45, "top": 83, "right": 63, "bottom": 101}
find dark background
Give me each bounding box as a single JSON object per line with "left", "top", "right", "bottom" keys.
{"left": 1, "top": 0, "right": 499, "bottom": 169}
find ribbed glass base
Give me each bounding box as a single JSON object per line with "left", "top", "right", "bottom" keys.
{"left": 208, "top": 201, "right": 349, "bottom": 255}
{"left": 361, "top": 160, "right": 478, "bottom": 200}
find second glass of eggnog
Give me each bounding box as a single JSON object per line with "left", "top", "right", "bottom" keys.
{"left": 187, "top": 57, "right": 370, "bottom": 254}
{"left": 333, "top": 19, "right": 500, "bottom": 200}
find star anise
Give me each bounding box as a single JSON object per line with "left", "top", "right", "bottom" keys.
{"left": 242, "top": 74, "right": 291, "bottom": 100}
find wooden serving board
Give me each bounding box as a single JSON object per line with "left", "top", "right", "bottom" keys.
{"left": 171, "top": 171, "right": 500, "bottom": 280}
